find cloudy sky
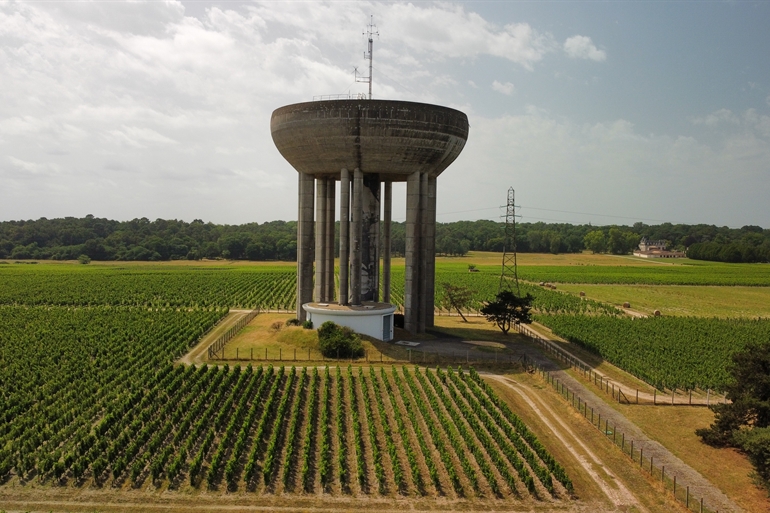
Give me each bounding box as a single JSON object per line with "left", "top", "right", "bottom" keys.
{"left": 2, "top": 0, "right": 769, "bottom": 227}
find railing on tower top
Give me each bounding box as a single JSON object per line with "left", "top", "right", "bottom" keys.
{"left": 312, "top": 93, "right": 369, "bottom": 101}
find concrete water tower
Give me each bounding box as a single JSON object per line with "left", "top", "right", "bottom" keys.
{"left": 271, "top": 99, "right": 468, "bottom": 337}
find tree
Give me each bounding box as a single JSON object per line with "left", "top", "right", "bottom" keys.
{"left": 480, "top": 291, "right": 534, "bottom": 334}
{"left": 584, "top": 230, "right": 606, "bottom": 254}
{"left": 696, "top": 341, "right": 770, "bottom": 489}
{"left": 77, "top": 254, "right": 91, "bottom": 264}
{"left": 440, "top": 282, "right": 474, "bottom": 322}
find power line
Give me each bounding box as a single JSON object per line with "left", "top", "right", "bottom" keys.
{"left": 432, "top": 204, "right": 670, "bottom": 224}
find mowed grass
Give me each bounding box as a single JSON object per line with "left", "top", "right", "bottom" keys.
{"left": 558, "top": 284, "right": 770, "bottom": 318}
{"left": 220, "top": 313, "right": 414, "bottom": 363}
{"left": 605, "top": 403, "right": 770, "bottom": 513}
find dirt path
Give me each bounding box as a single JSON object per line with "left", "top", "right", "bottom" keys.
{"left": 177, "top": 310, "right": 252, "bottom": 365}
{"left": 499, "top": 357, "right": 743, "bottom": 513}
{"left": 488, "top": 375, "right": 646, "bottom": 511}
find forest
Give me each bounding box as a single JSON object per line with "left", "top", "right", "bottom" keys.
{"left": 0, "top": 215, "right": 767, "bottom": 262}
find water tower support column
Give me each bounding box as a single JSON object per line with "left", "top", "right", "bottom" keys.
{"left": 297, "top": 172, "right": 315, "bottom": 320}
{"left": 339, "top": 169, "right": 350, "bottom": 305}
{"left": 405, "top": 171, "right": 422, "bottom": 333}
{"left": 382, "top": 181, "right": 392, "bottom": 303}
{"left": 350, "top": 168, "right": 363, "bottom": 305}
{"left": 325, "top": 178, "right": 336, "bottom": 302}
{"left": 315, "top": 177, "right": 328, "bottom": 302}
{"left": 419, "top": 172, "right": 429, "bottom": 333}
{"left": 426, "top": 176, "right": 437, "bottom": 327}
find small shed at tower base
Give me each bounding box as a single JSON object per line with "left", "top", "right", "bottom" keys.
{"left": 303, "top": 302, "right": 396, "bottom": 342}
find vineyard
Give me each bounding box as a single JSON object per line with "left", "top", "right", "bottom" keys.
{"left": 535, "top": 314, "right": 770, "bottom": 390}
{"left": 389, "top": 268, "right": 621, "bottom": 316}
{"left": 0, "top": 303, "right": 571, "bottom": 501}
{"left": 517, "top": 263, "right": 770, "bottom": 287}
{"left": 0, "top": 265, "right": 296, "bottom": 309}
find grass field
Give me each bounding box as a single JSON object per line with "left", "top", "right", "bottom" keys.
{"left": 2, "top": 254, "right": 768, "bottom": 512}
{"left": 558, "top": 283, "right": 770, "bottom": 318}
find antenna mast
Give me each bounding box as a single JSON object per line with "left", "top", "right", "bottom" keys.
{"left": 499, "top": 187, "right": 521, "bottom": 295}
{"left": 356, "top": 15, "right": 378, "bottom": 99}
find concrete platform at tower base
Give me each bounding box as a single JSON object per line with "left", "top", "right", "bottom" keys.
{"left": 302, "top": 302, "right": 397, "bottom": 342}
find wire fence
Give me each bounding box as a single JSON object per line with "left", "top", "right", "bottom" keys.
{"left": 533, "top": 361, "right": 720, "bottom": 513}
{"left": 207, "top": 308, "right": 260, "bottom": 359}
{"left": 517, "top": 323, "right": 725, "bottom": 407}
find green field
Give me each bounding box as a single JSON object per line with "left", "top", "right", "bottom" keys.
{"left": 0, "top": 262, "right": 571, "bottom": 501}
{"left": 2, "top": 256, "right": 769, "bottom": 394}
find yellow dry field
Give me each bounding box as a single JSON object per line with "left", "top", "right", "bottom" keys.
{"left": 440, "top": 251, "right": 687, "bottom": 267}
{"left": 215, "top": 313, "right": 414, "bottom": 363}
{"left": 604, "top": 402, "right": 770, "bottom": 513}
{"left": 558, "top": 283, "right": 770, "bottom": 318}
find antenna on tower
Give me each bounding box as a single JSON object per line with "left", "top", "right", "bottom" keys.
{"left": 355, "top": 15, "right": 378, "bottom": 99}
{"left": 499, "top": 187, "right": 521, "bottom": 295}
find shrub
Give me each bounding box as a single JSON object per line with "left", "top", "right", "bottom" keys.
{"left": 270, "top": 321, "right": 283, "bottom": 332}
{"left": 734, "top": 427, "right": 770, "bottom": 491}
{"left": 317, "top": 321, "right": 363, "bottom": 358}
{"left": 77, "top": 254, "right": 91, "bottom": 264}
{"left": 285, "top": 318, "right": 301, "bottom": 327}
{"left": 302, "top": 320, "right": 313, "bottom": 329}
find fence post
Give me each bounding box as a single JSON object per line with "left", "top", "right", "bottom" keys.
{"left": 672, "top": 387, "right": 675, "bottom": 405}
{"left": 686, "top": 486, "right": 689, "bottom": 508}
{"left": 294, "top": 348, "right": 296, "bottom": 361}
{"left": 673, "top": 475, "right": 676, "bottom": 496}
{"left": 689, "top": 389, "right": 692, "bottom": 405}
{"left": 251, "top": 348, "right": 253, "bottom": 360}
{"left": 265, "top": 347, "right": 267, "bottom": 360}
{"left": 654, "top": 389, "right": 657, "bottom": 405}
{"left": 236, "top": 347, "right": 239, "bottom": 360}
{"left": 640, "top": 447, "right": 643, "bottom": 466}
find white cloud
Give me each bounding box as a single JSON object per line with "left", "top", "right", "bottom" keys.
{"left": 492, "top": 80, "right": 515, "bottom": 95}
{"left": 0, "top": 0, "right": 765, "bottom": 228}
{"left": 693, "top": 109, "right": 740, "bottom": 127}
{"left": 439, "top": 109, "right": 770, "bottom": 226}
{"left": 564, "top": 35, "right": 606, "bottom": 62}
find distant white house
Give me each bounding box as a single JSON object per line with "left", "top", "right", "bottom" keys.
{"left": 633, "top": 237, "right": 686, "bottom": 259}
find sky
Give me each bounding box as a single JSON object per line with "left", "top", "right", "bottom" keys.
{"left": 1, "top": 0, "right": 769, "bottom": 228}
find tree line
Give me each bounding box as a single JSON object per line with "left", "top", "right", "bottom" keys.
{"left": 0, "top": 215, "right": 767, "bottom": 262}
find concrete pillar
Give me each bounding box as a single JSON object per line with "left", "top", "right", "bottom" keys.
{"left": 419, "top": 172, "right": 429, "bottom": 333}
{"left": 297, "top": 172, "right": 315, "bottom": 321}
{"left": 338, "top": 169, "right": 350, "bottom": 305}
{"left": 426, "top": 176, "right": 437, "bottom": 327}
{"left": 314, "top": 177, "right": 327, "bottom": 302}
{"left": 382, "top": 181, "right": 392, "bottom": 304}
{"left": 405, "top": 171, "right": 421, "bottom": 333}
{"left": 325, "top": 178, "right": 336, "bottom": 302}
{"left": 361, "top": 175, "right": 381, "bottom": 302}
{"left": 350, "top": 168, "right": 363, "bottom": 305}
